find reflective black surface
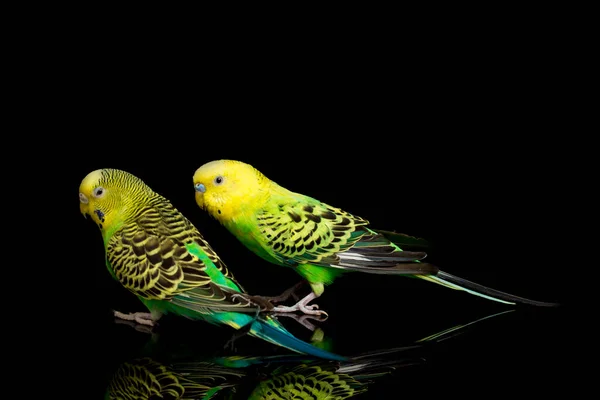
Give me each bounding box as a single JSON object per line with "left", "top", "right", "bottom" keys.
{"left": 97, "top": 307, "right": 563, "bottom": 399}
{"left": 76, "top": 298, "right": 569, "bottom": 399}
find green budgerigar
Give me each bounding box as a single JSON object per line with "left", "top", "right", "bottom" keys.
{"left": 79, "top": 168, "right": 346, "bottom": 361}
{"left": 192, "top": 159, "right": 558, "bottom": 315}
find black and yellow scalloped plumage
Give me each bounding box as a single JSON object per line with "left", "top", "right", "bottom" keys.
{"left": 192, "top": 160, "right": 559, "bottom": 311}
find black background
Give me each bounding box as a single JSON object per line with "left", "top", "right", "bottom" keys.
{"left": 23, "top": 22, "right": 584, "bottom": 398}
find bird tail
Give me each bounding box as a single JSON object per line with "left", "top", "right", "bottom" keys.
{"left": 249, "top": 317, "right": 348, "bottom": 362}
{"left": 376, "top": 229, "right": 558, "bottom": 306}
{"left": 418, "top": 270, "right": 559, "bottom": 307}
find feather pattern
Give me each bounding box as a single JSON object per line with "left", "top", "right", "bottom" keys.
{"left": 106, "top": 198, "right": 257, "bottom": 313}
{"left": 106, "top": 357, "right": 242, "bottom": 399}
{"left": 248, "top": 363, "right": 366, "bottom": 399}
{"left": 254, "top": 193, "right": 435, "bottom": 274}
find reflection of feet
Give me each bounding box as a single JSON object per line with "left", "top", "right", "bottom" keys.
{"left": 223, "top": 336, "right": 238, "bottom": 352}
{"left": 271, "top": 312, "right": 328, "bottom": 331}
{"left": 113, "top": 310, "right": 156, "bottom": 326}
{"left": 113, "top": 318, "right": 155, "bottom": 334}
{"left": 260, "top": 281, "right": 306, "bottom": 304}
{"left": 224, "top": 323, "right": 253, "bottom": 352}
{"left": 272, "top": 292, "right": 328, "bottom": 317}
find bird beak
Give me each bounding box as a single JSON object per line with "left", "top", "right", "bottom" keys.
{"left": 79, "top": 192, "right": 89, "bottom": 218}
{"left": 80, "top": 203, "right": 88, "bottom": 219}
{"left": 194, "top": 190, "right": 205, "bottom": 209}
{"left": 193, "top": 181, "right": 206, "bottom": 209}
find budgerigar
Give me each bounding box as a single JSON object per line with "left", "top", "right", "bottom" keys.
{"left": 79, "top": 168, "right": 347, "bottom": 361}
{"left": 192, "top": 159, "right": 558, "bottom": 315}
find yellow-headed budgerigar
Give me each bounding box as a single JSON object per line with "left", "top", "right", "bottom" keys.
{"left": 192, "top": 159, "right": 558, "bottom": 315}
{"left": 78, "top": 168, "right": 347, "bottom": 361}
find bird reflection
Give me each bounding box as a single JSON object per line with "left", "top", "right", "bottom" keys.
{"left": 106, "top": 357, "right": 243, "bottom": 399}
{"left": 105, "top": 343, "right": 421, "bottom": 399}
{"left": 105, "top": 309, "right": 514, "bottom": 399}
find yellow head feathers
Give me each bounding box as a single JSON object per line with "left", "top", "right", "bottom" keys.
{"left": 192, "top": 160, "right": 269, "bottom": 222}
{"left": 79, "top": 168, "right": 152, "bottom": 231}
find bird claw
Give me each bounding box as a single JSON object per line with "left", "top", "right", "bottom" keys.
{"left": 271, "top": 292, "right": 327, "bottom": 316}
{"left": 272, "top": 303, "right": 328, "bottom": 317}
{"left": 231, "top": 293, "right": 274, "bottom": 312}
{"left": 299, "top": 304, "right": 327, "bottom": 317}
{"left": 232, "top": 293, "right": 275, "bottom": 312}
{"left": 135, "top": 316, "right": 155, "bottom": 326}
{"left": 113, "top": 310, "right": 157, "bottom": 327}
{"left": 230, "top": 294, "right": 245, "bottom": 303}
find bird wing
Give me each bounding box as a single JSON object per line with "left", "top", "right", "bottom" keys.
{"left": 255, "top": 198, "right": 436, "bottom": 275}
{"left": 106, "top": 205, "right": 259, "bottom": 313}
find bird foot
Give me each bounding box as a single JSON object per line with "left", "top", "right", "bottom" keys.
{"left": 231, "top": 293, "right": 275, "bottom": 312}
{"left": 113, "top": 311, "right": 156, "bottom": 327}
{"left": 271, "top": 292, "right": 328, "bottom": 317}
{"left": 272, "top": 303, "right": 327, "bottom": 316}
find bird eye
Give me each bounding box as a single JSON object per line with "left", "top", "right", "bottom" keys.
{"left": 93, "top": 187, "right": 105, "bottom": 198}
{"left": 195, "top": 183, "right": 206, "bottom": 193}
{"left": 214, "top": 176, "right": 224, "bottom": 185}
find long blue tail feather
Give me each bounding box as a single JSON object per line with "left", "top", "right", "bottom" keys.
{"left": 249, "top": 319, "right": 348, "bottom": 362}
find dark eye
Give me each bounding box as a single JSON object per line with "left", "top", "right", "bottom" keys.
{"left": 93, "top": 187, "right": 105, "bottom": 198}
{"left": 214, "top": 176, "right": 224, "bottom": 185}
